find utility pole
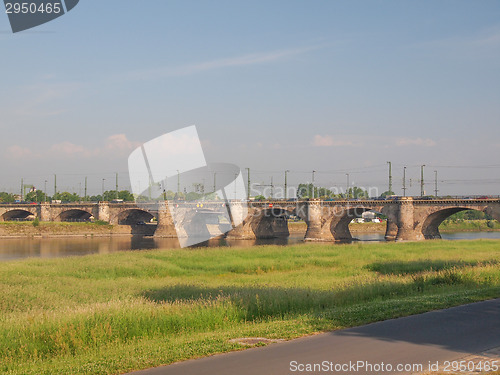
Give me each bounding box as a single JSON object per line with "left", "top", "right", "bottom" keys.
{"left": 115, "top": 173, "right": 119, "bottom": 199}
{"left": 102, "top": 178, "right": 105, "bottom": 201}
{"left": 213, "top": 172, "right": 216, "bottom": 194}
{"left": 84, "top": 177, "right": 88, "bottom": 202}
{"left": 420, "top": 165, "right": 425, "bottom": 196}
{"left": 20, "top": 178, "right": 24, "bottom": 201}
{"left": 54, "top": 174, "right": 57, "bottom": 196}
{"left": 270, "top": 176, "right": 274, "bottom": 200}
{"left": 434, "top": 170, "right": 439, "bottom": 197}
{"left": 346, "top": 173, "right": 350, "bottom": 198}
{"left": 284, "top": 170, "right": 289, "bottom": 200}
{"left": 245, "top": 168, "right": 250, "bottom": 200}
{"left": 387, "top": 161, "right": 392, "bottom": 194}
{"left": 312, "top": 170, "right": 316, "bottom": 199}
{"left": 402, "top": 166, "right": 407, "bottom": 197}
{"left": 176, "top": 170, "right": 180, "bottom": 195}
{"left": 44, "top": 180, "right": 47, "bottom": 203}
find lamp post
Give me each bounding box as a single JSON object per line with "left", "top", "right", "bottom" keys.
{"left": 420, "top": 165, "right": 426, "bottom": 197}
{"left": 312, "top": 170, "right": 316, "bottom": 199}
{"left": 245, "top": 168, "right": 250, "bottom": 200}
{"left": 387, "top": 161, "right": 392, "bottom": 194}
{"left": 44, "top": 180, "right": 47, "bottom": 203}
{"left": 402, "top": 167, "right": 407, "bottom": 197}
{"left": 284, "top": 170, "right": 289, "bottom": 200}
{"left": 346, "top": 173, "right": 350, "bottom": 198}
{"left": 434, "top": 170, "right": 439, "bottom": 197}
{"left": 176, "top": 170, "right": 180, "bottom": 195}
{"left": 102, "top": 179, "right": 105, "bottom": 202}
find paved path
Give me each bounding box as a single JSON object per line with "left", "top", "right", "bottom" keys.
{"left": 128, "top": 298, "right": 500, "bottom": 375}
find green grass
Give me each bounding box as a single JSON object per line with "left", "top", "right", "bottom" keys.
{"left": 0, "top": 240, "right": 499, "bottom": 374}
{"left": 440, "top": 220, "right": 500, "bottom": 232}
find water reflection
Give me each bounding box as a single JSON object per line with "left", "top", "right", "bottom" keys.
{"left": 0, "top": 232, "right": 499, "bottom": 261}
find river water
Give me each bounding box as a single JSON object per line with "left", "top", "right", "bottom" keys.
{"left": 0, "top": 232, "right": 499, "bottom": 261}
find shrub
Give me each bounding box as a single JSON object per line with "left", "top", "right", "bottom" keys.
{"left": 32, "top": 218, "right": 40, "bottom": 227}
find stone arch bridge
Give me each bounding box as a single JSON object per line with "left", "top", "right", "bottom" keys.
{"left": 0, "top": 198, "right": 499, "bottom": 242}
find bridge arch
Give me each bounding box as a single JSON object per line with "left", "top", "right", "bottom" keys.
{"left": 116, "top": 209, "right": 155, "bottom": 225}
{"left": 421, "top": 207, "right": 486, "bottom": 239}
{"left": 329, "top": 207, "right": 388, "bottom": 241}
{"left": 58, "top": 209, "right": 93, "bottom": 222}
{"left": 1, "top": 209, "right": 35, "bottom": 221}
{"left": 177, "top": 208, "right": 231, "bottom": 239}
{"left": 251, "top": 207, "right": 295, "bottom": 239}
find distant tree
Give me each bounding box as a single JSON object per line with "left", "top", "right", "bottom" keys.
{"left": 25, "top": 190, "right": 46, "bottom": 203}
{"left": 0, "top": 192, "right": 15, "bottom": 203}
{"left": 380, "top": 190, "right": 395, "bottom": 198}
{"left": 350, "top": 186, "right": 369, "bottom": 199}
{"left": 254, "top": 195, "right": 266, "bottom": 201}
{"left": 52, "top": 192, "right": 80, "bottom": 202}
{"left": 101, "top": 190, "right": 135, "bottom": 202}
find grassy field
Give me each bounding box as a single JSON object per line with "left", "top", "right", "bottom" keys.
{"left": 0, "top": 240, "right": 499, "bottom": 374}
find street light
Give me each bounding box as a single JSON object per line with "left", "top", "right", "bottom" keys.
{"left": 402, "top": 167, "right": 407, "bottom": 197}
{"left": 387, "top": 161, "right": 392, "bottom": 194}
{"left": 434, "top": 170, "right": 439, "bottom": 197}
{"left": 176, "top": 170, "right": 180, "bottom": 195}
{"left": 420, "top": 165, "right": 426, "bottom": 197}
{"left": 44, "top": 180, "right": 47, "bottom": 203}
{"left": 312, "top": 170, "right": 316, "bottom": 199}
{"left": 102, "top": 179, "right": 105, "bottom": 202}
{"left": 245, "top": 168, "right": 250, "bottom": 200}
{"left": 284, "top": 170, "right": 290, "bottom": 200}
{"left": 346, "top": 173, "right": 350, "bottom": 198}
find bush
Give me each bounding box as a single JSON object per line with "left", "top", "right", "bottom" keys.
{"left": 487, "top": 220, "right": 496, "bottom": 229}
{"left": 32, "top": 218, "right": 40, "bottom": 227}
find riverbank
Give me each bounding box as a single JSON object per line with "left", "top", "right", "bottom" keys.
{"left": 0, "top": 220, "right": 498, "bottom": 239}
{"left": 1, "top": 240, "right": 499, "bottom": 375}
{"left": 0, "top": 221, "right": 131, "bottom": 238}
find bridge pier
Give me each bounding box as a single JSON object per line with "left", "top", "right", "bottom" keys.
{"left": 396, "top": 198, "right": 422, "bottom": 241}
{"left": 153, "top": 202, "right": 178, "bottom": 238}
{"left": 384, "top": 219, "right": 398, "bottom": 241}
{"left": 98, "top": 202, "right": 110, "bottom": 223}
{"left": 37, "top": 203, "right": 51, "bottom": 221}
{"left": 304, "top": 200, "right": 335, "bottom": 241}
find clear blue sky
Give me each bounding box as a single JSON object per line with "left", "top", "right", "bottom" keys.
{"left": 1, "top": 0, "right": 499, "bottom": 196}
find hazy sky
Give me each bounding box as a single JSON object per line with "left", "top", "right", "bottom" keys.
{"left": 1, "top": 0, "right": 499, "bottom": 196}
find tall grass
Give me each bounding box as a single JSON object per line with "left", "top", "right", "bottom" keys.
{"left": 0, "top": 240, "right": 499, "bottom": 374}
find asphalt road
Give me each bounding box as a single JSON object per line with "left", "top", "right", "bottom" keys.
{"left": 128, "top": 298, "right": 500, "bottom": 375}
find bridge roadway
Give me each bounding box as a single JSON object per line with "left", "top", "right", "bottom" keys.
{"left": 0, "top": 198, "right": 499, "bottom": 242}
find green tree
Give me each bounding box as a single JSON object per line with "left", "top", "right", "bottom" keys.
{"left": 102, "top": 190, "right": 135, "bottom": 202}
{"left": 380, "top": 190, "right": 395, "bottom": 198}
{"left": 52, "top": 192, "right": 80, "bottom": 202}
{"left": 25, "top": 190, "right": 46, "bottom": 203}
{"left": 0, "top": 192, "right": 15, "bottom": 203}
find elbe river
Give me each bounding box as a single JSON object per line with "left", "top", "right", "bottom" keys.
{"left": 0, "top": 232, "right": 499, "bottom": 261}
